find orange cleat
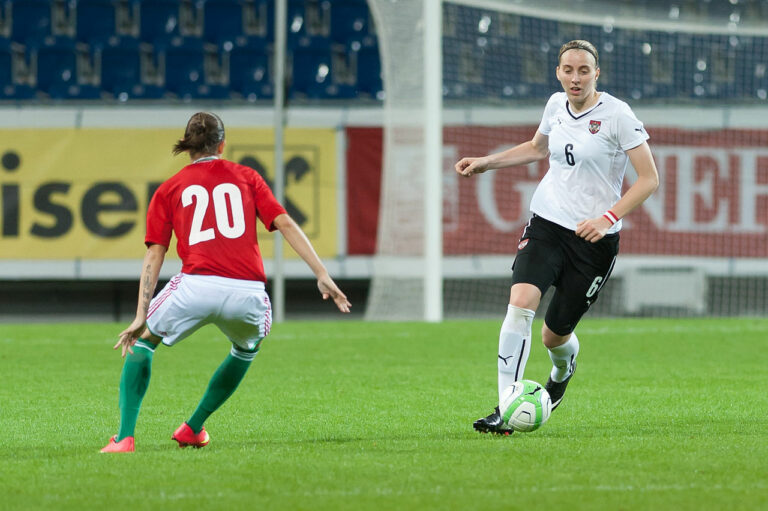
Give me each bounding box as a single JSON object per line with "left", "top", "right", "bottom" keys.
{"left": 100, "top": 435, "right": 135, "bottom": 453}
{"left": 172, "top": 422, "right": 210, "bottom": 448}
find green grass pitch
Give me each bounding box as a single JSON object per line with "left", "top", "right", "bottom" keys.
{"left": 1, "top": 318, "right": 766, "bottom": 510}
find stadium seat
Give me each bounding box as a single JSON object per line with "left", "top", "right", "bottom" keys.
{"left": 100, "top": 36, "right": 142, "bottom": 97}
{"left": 286, "top": 0, "right": 308, "bottom": 47}
{"left": 0, "top": 37, "right": 11, "bottom": 90}
{"left": 136, "top": 0, "right": 181, "bottom": 43}
{"left": 162, "top": 37, "right": 230, "bottom": 99}
{"left": 290, "top": 37, "right": 333, "bottom": 99}
{"left": 202, "top": 0, "right": 244, "bottom": 45}
{"left": 9, "top": 0, "right": 52, "bottom": 43}
{"left": 75, "top": 0, "right": 118, "bottom": 45}
{"left": 33, "top": 36, "right": 78, "bottom": 96}
{"left": 351, "top": 38, "right": 381, "bottom": 98}
{"left": 229, "top": 36, "right": 272, "bottom": 100}
{"left": 330, "top": 0, "right": 371, "bottom": 44}
{"left": 0, "top": 38, "right": 37, "bottom": 100}
{"left": 242, "top": 0, "right": 272, "bottom": 40}
{"left": 161, "top": 38, "right": 204, "bottom": 97}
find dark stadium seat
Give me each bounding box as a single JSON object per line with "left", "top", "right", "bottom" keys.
{"left": 286, "top": 0, "right": 308, "bottom": 47}
{"left": 75, "top": 0, "right": 118, "bottom": 45}
{"left": 330, "top": 0, "right": 371, "bottom": 43}
{"left": 34, "top": 37, "right": 78, "bottom": 95}
{"left": 10, "top": 0, "right": 52, "bottom": 43}
{"left": 29, "top": 36, "right": 100, "bottom": 100}
{"left": 0, "top": 38, "right": 37, "bottom": 100}
{"left": 351, "top": 38, "right": 381, "bottom": 98}
{"left": 229, "top": 36, "right": 273, "bottom": 100}
{"left": 100, "top": 36, "right": 142, "bottom": 97}
{"left": 202, "top": 0, "right": 244, "bottom": 44}
{"left": 0, "top": 37, "right": 12, "bottom": 90}
{"left": 162, "top": 38, "right": 205, "bottom": 97}
{"left": 290, "top": 37, "right": 333, "bottom": 98}
{"left": 161, "top": 38, "right": 229, "bottom": 99}
{"left": 136, "top": 0, "right": 181, "bottom": 43}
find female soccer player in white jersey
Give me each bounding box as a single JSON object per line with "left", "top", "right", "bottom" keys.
{"left": 454, "top": 40, "right": 659, "bottom": 434}
{"left": 101, "top": 112, "right": 351, "bottom": 452}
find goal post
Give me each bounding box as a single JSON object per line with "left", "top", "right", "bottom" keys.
{"left": 364, "top": 0, "right": 443, "bottom": 321}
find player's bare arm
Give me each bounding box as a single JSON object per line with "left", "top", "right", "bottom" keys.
{"left": 455, "top": 130, "right": 549, "bottom": 177}
{"left": 575, "top": 141, "right": 660, "bottom": 243}
{"left": 273, "top": 213, "right": 351, "bottom": 313}
{"left": 115, "top": 243, "right": 167, "bottom": 356}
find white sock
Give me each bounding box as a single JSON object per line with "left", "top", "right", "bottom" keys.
{"left": 497, "top": 305, "right": 535, "bottom": 403}
{"left": 548, "top": 331, "right": 579, "bottom": 383}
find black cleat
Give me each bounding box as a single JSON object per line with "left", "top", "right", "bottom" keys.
{"left": 546, "top": 361, "right": 577, "bottom": 411}
{"left": 473, "top": 406, "right": 513, "bottom": 436}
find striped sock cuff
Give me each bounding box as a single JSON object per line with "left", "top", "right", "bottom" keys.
{"left": 134, "top": 338, "right": 157, "bottom": 352}
{"left": 230, "top": 345, "right": 259, "bottom": 362}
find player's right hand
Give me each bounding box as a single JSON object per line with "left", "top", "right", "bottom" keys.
{"left": 454, "top": 157, "right": 489, "bottom": 177}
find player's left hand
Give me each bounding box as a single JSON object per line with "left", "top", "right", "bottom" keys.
{"left": 318, "top": 276, "right": 352, "bottom": 313}
{"left": 575, "top": 216, "right": 612, "bottom": 243}
{"left": 115, "top": 317, "right": 147, "bottom": 357}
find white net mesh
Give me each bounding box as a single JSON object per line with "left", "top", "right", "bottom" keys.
{"left": 367, "top": 0, "right": 768, "bottom": 320}
{"left": 363, "top": 1, "right": 430, "bottom": 320}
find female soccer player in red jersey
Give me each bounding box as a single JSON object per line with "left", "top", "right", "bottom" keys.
{"left": 455, "top": 40, "right": 659, "bottom": 434}
{"left": 101, "top": 112, "right": 350, "bottom": 452}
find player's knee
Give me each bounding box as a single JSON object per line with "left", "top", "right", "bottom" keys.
{"left": 508, "top": 283, "right": 541, "bottom": 311}
{"left": 541, "top": 325, "right": 570, "bottom": 349}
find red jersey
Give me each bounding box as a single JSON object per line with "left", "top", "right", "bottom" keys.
{"left": 145, "top": 158, "right": 286, "bottom": 282}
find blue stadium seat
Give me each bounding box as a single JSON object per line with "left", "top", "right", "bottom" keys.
{"left": 351, "top": 39, "right": 381, "bottom": 98}
{"left": 161, "top": 38, "right": 204, "bottom": 97}
{"left": 229, "top": 36, "right": 272, "bottom": 100}
{"left": 75, "top": 0, "right": 118, "bottom": 45}
{"left": 202, "top": 0, "right": 244, "bottom": 44}
{"left": 136, "top": 0, "right": 181, "bottom": 43}
{"left": 0, "top": 37, "right": 12, "bottom": 91}
{"left": 290, "top": 37, "right": 332, "bottom": 98}
{"left": 330, "top": 0, "right": 370, "bottom": 43}
{"left": 0, "top": 38, "right": 37, "bottom": 100}
{"left": 163, "top": 38, "right": 229, "bottom": 99}
{"left": 287, "top": 0, "right": 308, "bottom": 47}
{"left": 34, "top": 37, "right": 78, "bottom": 96}
{"left": 10, "top": 0, "right": 52, "bottom": 43}
{"left": 482, "top": 46, "right": 521, "bottom": 100}
{"left": 99, "top": 36, "right": 142, "bottom": 97}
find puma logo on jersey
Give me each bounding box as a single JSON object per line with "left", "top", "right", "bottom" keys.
{"left": 588, "top": 120, "right": 601, "bottom": 134}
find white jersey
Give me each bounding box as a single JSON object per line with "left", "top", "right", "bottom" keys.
{"left": 531, "top": 91, "right": 649, "bottom": 233}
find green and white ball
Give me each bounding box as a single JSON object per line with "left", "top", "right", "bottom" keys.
{"left": 500, "top": 380, "right": 552, "bottom": 432}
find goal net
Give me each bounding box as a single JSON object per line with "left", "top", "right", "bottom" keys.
{"left": 366, "top": 0, "right": 768, "bottom": 320}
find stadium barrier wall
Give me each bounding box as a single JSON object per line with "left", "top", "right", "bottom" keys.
{"left": 1, "top": 105, "right": 767, "bottom": 319}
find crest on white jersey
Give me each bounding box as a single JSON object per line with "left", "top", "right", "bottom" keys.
{"left": 589, "top": 120, "right": 601, "bottom": 134}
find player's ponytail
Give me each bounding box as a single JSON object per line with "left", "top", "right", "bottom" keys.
{"left": 172, "top": 112, "right": 226, "bottom": 156}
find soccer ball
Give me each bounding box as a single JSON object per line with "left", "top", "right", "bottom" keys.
{"left": 500, "top": 380, "right": 552, "bottom": 432}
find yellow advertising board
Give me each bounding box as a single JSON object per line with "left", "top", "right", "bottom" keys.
{"left": 0, "top": 128, "right": 337, "bottom": 259}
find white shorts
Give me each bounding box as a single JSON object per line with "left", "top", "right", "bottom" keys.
{"left": 146, "top": 273, "right": 272, "bottom": 352}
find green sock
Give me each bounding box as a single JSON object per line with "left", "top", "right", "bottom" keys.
{"left": 116, "top": 338, "right": 155, "bottom": 441}
{"left": 187, "top": 352, "right": 253, "bottom": 433}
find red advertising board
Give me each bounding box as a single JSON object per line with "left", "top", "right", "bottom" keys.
{"left": 346, "top": 126, "right": 768, "bottom": 257}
